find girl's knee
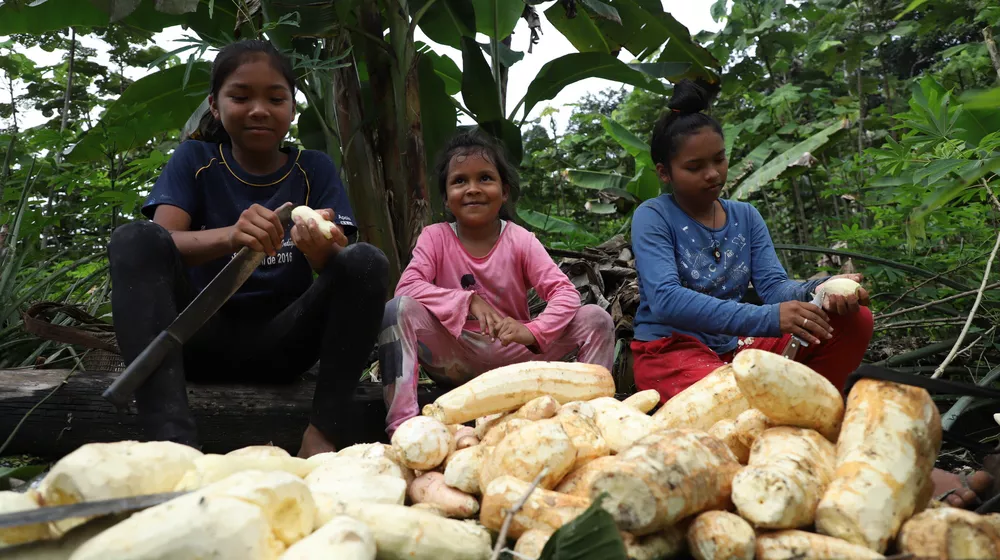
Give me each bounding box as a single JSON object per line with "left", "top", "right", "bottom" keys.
{"left": 573, "top": 304, "right": 614, "bottom": 336}
{"left": 831, "top": 306, "right": 874, "bottom": 344}
{"left": 108, "top": 221, "right": 176, "bottom": 271}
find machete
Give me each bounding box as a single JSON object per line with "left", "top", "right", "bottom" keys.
{"left": 102, "top": 202, "right": 295, "bottom": 408}
{"left": 781, "top": 289, "right": 826, "bottom": 360}
{"left": 0, "top": 491, "right": 189, "bottom": 529}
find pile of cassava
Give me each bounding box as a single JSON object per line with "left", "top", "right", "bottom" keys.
{"left": 2, "top": 350, "right": 998, "bottom": 558}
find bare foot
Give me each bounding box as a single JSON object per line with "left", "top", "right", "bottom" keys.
{"left": 297, "top": 423, "right": 337, "bottom": 458}
{"left": 931, "top": 467, "right": 994, "bottom": 508}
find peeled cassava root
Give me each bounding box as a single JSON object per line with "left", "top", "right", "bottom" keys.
{"left": 897, "top": 507, "right": 1000, "bottom": 560}
{"left": 815, "top": 378, "right": 942, "bottom": 552}
{"left": 291, "top": 206, "right": 337, "bottom": 239}
{"left": 0, "top": 490, "right": 51, "bottom": 547}
{"left": 651, "top": 365, "right": 749, "bottom": 431}
{"left": 71, "top": 470, "right": 316, "bottom": 560}
{"left": 390, "top": 416, "right": 454, "bottom": 470}
{"left": 622, "top": 389, "right": 660, "bottom": 413}
{"left": 280, "top": 515, "right": 375, "bottom": 560}
{"left": 331, "top": 501, "right": 493, "bottom": 560}
{"left": 588, "top": 430, "right": 740, "bottom": 535}
{"left": 755, "top": 530, "right": 884, "bottom": 560}
{"left": 731, "top": 350, "right": 844, "bottom": 441}
{"left": 481, "top": 475, "right": 589, "bottom": 538}
{"left": 686, "top": 511, "right": 755, "bottom": 560}
{"left": 422, "top": 361, "right": 615, "bottom": 424}
{"left": 814, "top": 277, "right": 862, "bottom": 307}
{"left": 621, "top": 526, "right": 687, "bottom": 560}
{"left": 731, "top": 427, "right": 835, "bottom": 529}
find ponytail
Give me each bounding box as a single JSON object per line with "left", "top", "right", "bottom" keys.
{"left": 185, "top": 110, "right": 231, "bottom": 144}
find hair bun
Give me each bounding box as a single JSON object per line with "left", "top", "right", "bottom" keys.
{"left": 667, "top": 78, "right": 720, "bottom": 115}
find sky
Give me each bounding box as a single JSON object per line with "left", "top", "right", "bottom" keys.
{"left": 9, "top": 1, "right": 724, "bottom": 134}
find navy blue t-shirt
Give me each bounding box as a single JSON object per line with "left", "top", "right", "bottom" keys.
{"left": 142, "top": 140, "right": 357, "bottom": 319}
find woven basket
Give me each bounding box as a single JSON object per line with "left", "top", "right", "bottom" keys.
{"left": 22, "top": 302, "right": 126, "bottom": 372}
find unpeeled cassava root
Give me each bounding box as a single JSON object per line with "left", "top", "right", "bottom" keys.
{"left": 755, "top": 530, "right": 884, "bottom": 559}
{"left": 897, "top": 507, "right": 1000, "bottom": 560}
{"left": 390, "top": 416, "right": 454, "bottom": 471}
{"left": 588, "top": 396, "right": 655, "bottom": 453}
{"left": 731, "top": 350, "right": 844, "bottom": 441}
{"left": 651, "top": 365, "right": 749, "bottom": 431}
{"left": 422, "top": 362, "right": 615, "bottom": 424}
{"left": 708, "top": 408, "right": 774, "bottom": 464}
{"left": 407, "top": 471, "right": 479, "bottom": 519}
{"left": 480, "top": 475, "right": 589, "bottom": 538}
{"left": 731, "top": 427, "right": 835, "bottom": 529}
{"left": 815, "top": 378, "right": 942, "bottom": 552}
{"left": 588, "top": 430, "right": 740, "bottom": 535}
{"left": 443, "top": 445, "right": 488, "bottom": 494}
{"left": 686, "top": 511, "right": 755, "bottom": 560}
{"left": 479, "top": 419, "right": 576, "bottom": 491}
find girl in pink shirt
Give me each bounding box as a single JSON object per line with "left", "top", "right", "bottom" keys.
{"left": 378, "top": 132, "right": 615, "bottom": 434}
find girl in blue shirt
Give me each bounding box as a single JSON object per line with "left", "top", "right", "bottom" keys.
{"left": 630, "top": 79, "right": 873, "bottom": 400}
{"left": 108, "top": 40, "right": 389, "bottom": 457}
{"left": 631, "top": 79, "right": 993, "bottom": 510}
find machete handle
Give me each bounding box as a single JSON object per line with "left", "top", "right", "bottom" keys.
{"left": 102, "top": 330, "right": 182, "bottom": 408}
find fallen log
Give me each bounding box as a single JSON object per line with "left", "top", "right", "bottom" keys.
{"left": 0, "top": 368, "right": 444, "bottom": 459}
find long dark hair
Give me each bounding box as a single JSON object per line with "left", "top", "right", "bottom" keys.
{"left": 433, "top": 130, "right": 518, "bottom": 222}
{"left": 650, "top": 79, "right": 724, "bottom": 174}
{"left": 186, "top": 40, "right": 296, "bottom": 144}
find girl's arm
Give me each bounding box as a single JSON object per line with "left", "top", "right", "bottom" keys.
{"left": 395, "top": 228, "right": 475, "bottom": 338}
{"left": 746, "top": 206, "right": 826, "bottom": 303}
{"left": 153, "top": 205, "right": 234, "bottom": 266}
{"left": 632, "top": 204, "right": 780, "bottom": 337}
{"left": 520, "top": 233, "right": 582, "bottom": 352}
{"left": 154, "top": 203, "right": 287, "bottom": 267}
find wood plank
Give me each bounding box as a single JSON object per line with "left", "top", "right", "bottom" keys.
{"left": 0, "top": 368, "right": 444, "bottom": 459}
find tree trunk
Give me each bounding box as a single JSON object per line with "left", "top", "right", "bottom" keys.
{"left": 0, "top": 368, "right": 444, "bottom": 458}
{"left": 360, "top": 2, "right": 410, "bottom": 269}
{"left": 805, "top": 175, "right": 829, "bottom": 241}
{"left": 403, "top": 57, "right": 430, "bottom": 255}
{"left": 328, "top": 32, "right": 403, "bottom": 285}
{"left": 985, "top": 27, "right": 1000, "bottom": 82}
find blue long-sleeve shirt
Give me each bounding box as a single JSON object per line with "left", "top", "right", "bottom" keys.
{"left": 631, "top": 194, "right": 826, "bottom": 354}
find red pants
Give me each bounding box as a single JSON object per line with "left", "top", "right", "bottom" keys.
{"left": 632, "top": 308, "right": 874, "bottom": 402}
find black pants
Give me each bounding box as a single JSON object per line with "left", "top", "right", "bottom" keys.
{"left": 107, "top": 221, "right": 389, "bottom": 448}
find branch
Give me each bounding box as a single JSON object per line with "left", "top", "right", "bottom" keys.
{"left": 876, "top": 280, "right": 1000, "bottom": 321}
{"left": 490, "top": 468, "right": 549, "bottom": 560}
{"left": 932, "top": 183, "right": 1000, "bottom": 379}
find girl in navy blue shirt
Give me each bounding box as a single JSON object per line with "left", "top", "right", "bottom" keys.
{"left": 108, "top": 40, "right": 388, "bottom": 456}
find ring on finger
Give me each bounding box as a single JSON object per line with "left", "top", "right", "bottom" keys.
{"left": 802, "top": 318, "right": 809, "bottom": 327}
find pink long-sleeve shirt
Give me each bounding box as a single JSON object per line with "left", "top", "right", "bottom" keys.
{"left": 395, "top": 222, "right": 582, "bottom": 351}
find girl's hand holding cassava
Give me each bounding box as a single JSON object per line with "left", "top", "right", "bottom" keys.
{"left": 292, "top": 208, "right": 348, "bottom": 263}
{"left": 469, "top": 294, "right": 505, "bottom": 341}
{"left": 495, "top": 317, "right": 538, "bottom": 348}
{"left": 778, "top": 301, "right": 833, "bottom": 345}
{"left": 230, "top": 203, "right": 285, "bottom": 256}
{"left": 821, "top": 273, "right": 871, "bottom": 316}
